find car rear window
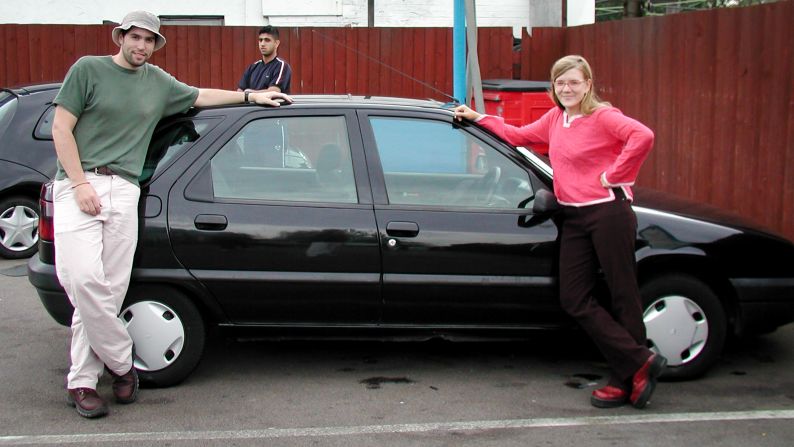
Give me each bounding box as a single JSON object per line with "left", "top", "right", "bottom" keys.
{"left": 0, "top": 92, "right": 18, "bottom": 137}
{"left": 33, "top": 105, "right": 56, "bottom": 140}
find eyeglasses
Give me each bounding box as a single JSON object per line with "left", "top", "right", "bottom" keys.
{"left": 554, "top": 80, "right": 586, "bottom": 89}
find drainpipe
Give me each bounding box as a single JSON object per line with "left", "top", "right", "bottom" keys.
{"left": 453, "top": 0, "right": 466, "bottom": 104}
{"left": 465, "top": 0, "right": 484, "bottom": 112}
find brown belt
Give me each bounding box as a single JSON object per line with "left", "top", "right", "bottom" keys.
{"left": 90, "top": 166, "right": 117, "bottom": 176}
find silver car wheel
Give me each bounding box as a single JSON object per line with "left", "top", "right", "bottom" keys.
{"left": 643, "top": 295, "right": 709, "bottom": 367}
{"left": 121, "top": 301, "right": 186, "bottom": 372}
{"left": 0, "top": 204, "right": 39, "bottom": 252}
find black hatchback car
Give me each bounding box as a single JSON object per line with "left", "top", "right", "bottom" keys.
{"left": 0, "top": 84, "right": 60, "bottom": 259}
{"left": 28, "top": 95, "right": 794, "bottom": 387}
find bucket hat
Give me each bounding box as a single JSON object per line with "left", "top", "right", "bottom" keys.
{"left": 112, "top": 11, "right": 166, "bottom": 51}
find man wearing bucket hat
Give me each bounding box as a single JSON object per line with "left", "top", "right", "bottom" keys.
{"left": 51, "top": 10, "right": 291, "bottom": 419}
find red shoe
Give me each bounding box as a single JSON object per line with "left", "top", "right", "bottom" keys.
{"left": 591, "top": 385, "right": 629, "bottom": 408}
{"left": 630, "top": 354, "right": 668, "bottom": 409}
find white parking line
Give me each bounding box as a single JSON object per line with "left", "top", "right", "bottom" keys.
{"left": 2, "top": 409, "right": 793, "bottom": 445}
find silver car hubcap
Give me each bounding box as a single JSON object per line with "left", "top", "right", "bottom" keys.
{"left": 643, "top": 295, "right": 709, "bottom": 366}
{"left": 120, "top": 301, "right": 185, "bottom": 372}
{"left": 0, "top": 204, "right": 39, "bottom": 252}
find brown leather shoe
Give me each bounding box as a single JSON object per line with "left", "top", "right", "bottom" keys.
{"left": 67, "top": 388, "right": 108, "bottom": 418}
{"left": 111, "top": 367, "right": 139, "bottom": 404}
{"left": 591, "top": 385, "right": 629, "bottom": 408}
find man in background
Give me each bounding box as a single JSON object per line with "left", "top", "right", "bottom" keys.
{"left": 238, "top": 26, "right": 292, "bottom": 94}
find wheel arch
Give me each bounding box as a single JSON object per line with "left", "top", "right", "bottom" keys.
{"left": 127, "top": 278, "right": 226, "bottom": 329}
{"left": 637, "top": 253, "right": 741, "bottom": 335}
{"left": 0, "top": 183, "right": 43, "bottom": 202}
{"left": 0, "top": 158, "right": 49, "bottom": 199}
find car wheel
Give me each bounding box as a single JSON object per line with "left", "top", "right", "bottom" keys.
{"left": 641, "top": 274, "right": 727, "bottom": 380}
{"left": 0, "top": 196, "right": 40, "bottom": 259}
{"left": 120, "top": 286, "right": 206, "bottom": 387}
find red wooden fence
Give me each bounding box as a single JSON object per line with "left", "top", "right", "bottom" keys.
{"left": 0, "top": 25, "right": 514, "bottom": 100}
{"left": 2, "top": 1, "right": 793, "bottom": 240}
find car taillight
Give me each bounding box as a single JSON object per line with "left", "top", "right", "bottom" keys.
{"left": 38, "top": 183, "right": 54, "bottom": 242}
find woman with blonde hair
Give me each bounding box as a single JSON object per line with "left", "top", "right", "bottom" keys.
{"left": 454, "top": 55, "right": 666, "bottom": 409}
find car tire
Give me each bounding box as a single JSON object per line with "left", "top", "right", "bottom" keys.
{"left": 120, "top": 286, "right": 206, "bottom": 387}
{"left": 640, "top": 274, "right": 727, "bottom": 380}
{"left": 0, "top": 196, "right": 40, "bottom": 259}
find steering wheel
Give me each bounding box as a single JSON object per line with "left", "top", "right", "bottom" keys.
{"left": 476, "top": 166, "right": 501, "bottom": 204}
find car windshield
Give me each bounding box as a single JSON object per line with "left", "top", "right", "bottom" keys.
{"left": 516, "top": 146, "right": 553, "bottom": 177}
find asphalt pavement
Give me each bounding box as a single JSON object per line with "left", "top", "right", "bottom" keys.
{"left": 1, "top": 257, "right": 793, "bottom": 446}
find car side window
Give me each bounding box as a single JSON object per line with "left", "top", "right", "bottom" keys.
{"left": 369, "top": 116, "right": 533, "bottom": 208}
{"left": 141, "top": 119, "right": 216, "bottom": 184}
{"left": 33, "top": 105, "right": 55, "bottom": 140}
{"left": 211, "top": 116, "right": 357, "bottom": 203}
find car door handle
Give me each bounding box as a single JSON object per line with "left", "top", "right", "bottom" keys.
{"left": 194, "top": 214, "right": 228, "bottom": 231}
{"left": 386, "top": 221, "right": 419, "bottom": 237}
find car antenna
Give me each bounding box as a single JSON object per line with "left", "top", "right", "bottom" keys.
{"left": 311, "top": 29, "right": 458, "bottom": 103}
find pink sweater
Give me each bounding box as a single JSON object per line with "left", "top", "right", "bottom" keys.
{"left": 478, "top": 106, "right": 654, "bottom": 206}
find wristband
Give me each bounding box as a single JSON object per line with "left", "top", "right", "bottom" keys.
{"left": 244, "top": 91, "right": 250, "bottom": 103}
{"left": 71, "top": 181, "right": 89, "bottom": 189}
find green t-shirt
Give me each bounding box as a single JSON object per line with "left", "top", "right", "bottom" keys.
{"left": 54, "top": 56, "right": 199, "bottom": 185}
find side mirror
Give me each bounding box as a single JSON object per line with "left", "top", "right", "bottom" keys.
{"left": 518, "top": 189, "right": 560, "bottom": 228}
{"left": 532, "top": 189, "right": 560, "bottom": 215}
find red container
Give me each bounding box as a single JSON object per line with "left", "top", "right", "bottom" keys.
{"left": 480, "top": 79, "right": 554, "bottom": 155}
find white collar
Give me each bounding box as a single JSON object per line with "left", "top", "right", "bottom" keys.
{"left": 563, "top": 111, "right": 583, "bottom": 128}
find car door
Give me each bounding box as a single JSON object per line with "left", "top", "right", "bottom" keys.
{"left": 167, "top": 108, "right": 382, "bottom": 325}
{"left": 359, "top": 110, "right": 563, "bottom": 327}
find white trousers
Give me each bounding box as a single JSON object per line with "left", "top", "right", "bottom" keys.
{"left": 54, "top": 173, "right": 140, "bottom": 390}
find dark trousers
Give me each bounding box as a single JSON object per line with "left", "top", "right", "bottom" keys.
{"left": 558, "top": 192, "right": 650, "bottom": 388}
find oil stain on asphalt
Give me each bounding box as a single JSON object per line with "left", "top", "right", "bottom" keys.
{"left": 360, "top": 377, "right": 415, "bottom": 389}
{"left": 0, "top": 265, "right": 27, "bottom": 277}
{"left": 564, "top": 373, "right": 602, "bottom": 389}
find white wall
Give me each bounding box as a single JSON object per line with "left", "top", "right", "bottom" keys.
{"left": 0, "top": 1, "right": 590, "bottom": 32}
{"left": 265, "top": 0, "right": 368, "bottom": 27}
{"left": 567, "top": 0, "right": 595, "bottom": 27}
{"left": 530, "top": 0, "right": 562, "bottom": 28}
{"left": 0, "top": 0, "right": 267, "bottom": 26}
{"left": 1, "top": 0, "right": 527, "bottom": 27}
{"left": 370, "top": 0, "right": 528, "bottom": 28}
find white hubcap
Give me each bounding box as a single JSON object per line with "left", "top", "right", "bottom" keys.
{"left": 0, "top": 205, "right": 39, "bottom": 252}
{"left": 120, "top": 301, "right": 185, "bottom": 371}
{"left": 643, "top": 295, "right": 709, "bottom": 366}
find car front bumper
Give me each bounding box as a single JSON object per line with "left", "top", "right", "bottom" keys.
{"left": 731, "top": 277, "right": 794, "bottom": 334}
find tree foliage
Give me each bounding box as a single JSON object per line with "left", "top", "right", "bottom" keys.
{"left": 595, "top": 0, "right": 780, "bottom": 21}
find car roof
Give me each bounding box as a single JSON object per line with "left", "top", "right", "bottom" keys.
{"left": 198, "top": 94, "right": 457, "bottom": 114}
{"left": 3, "top": 83, "right": 455, "bottom": 113}
{"left": 286, "top": 95, "right": 450, "bottom": 108}
{"left": 1, "top": 83, "right": 62, "bottom": 96}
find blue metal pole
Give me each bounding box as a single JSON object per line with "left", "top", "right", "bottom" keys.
{"left": 453, "top": 0, "right": 466, "bottom": 104}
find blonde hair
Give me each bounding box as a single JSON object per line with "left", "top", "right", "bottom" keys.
{"left": 549, "top": 55, "right": 610, "bottom": 115}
